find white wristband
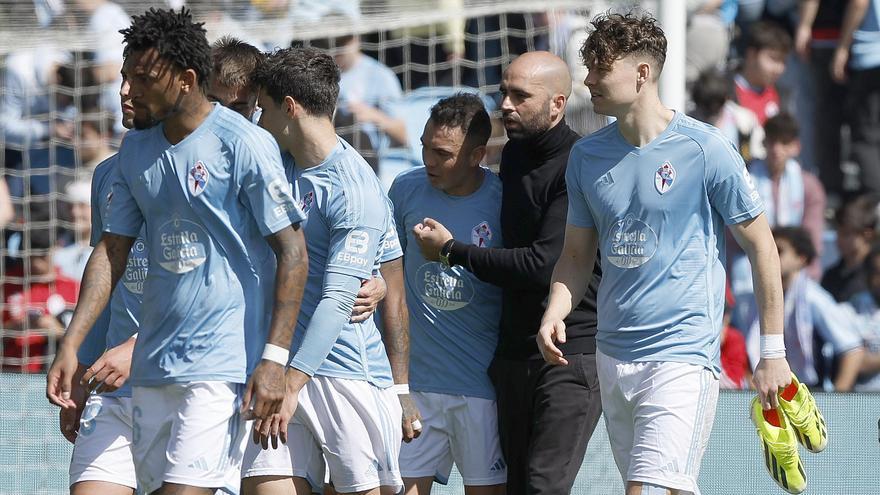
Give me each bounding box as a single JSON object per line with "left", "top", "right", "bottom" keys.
{"left": 760, "top": 334, "right": 786, "bottom": 359}
{"left": 262, "top": 344, "right": 289, "bottom": 366}
{"left": 392, "top": 384, "right": 410, "bottom": 395}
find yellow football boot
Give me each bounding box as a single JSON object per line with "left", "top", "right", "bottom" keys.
{"left": 751, "top": 396, "right": 807, "bottom": 494}
{"left": 777, "top": 374, "right": 828, "bottom": 453}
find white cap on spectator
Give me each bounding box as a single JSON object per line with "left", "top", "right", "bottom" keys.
{"left": 65, "top": 180, "right": 90, "bottom": 204}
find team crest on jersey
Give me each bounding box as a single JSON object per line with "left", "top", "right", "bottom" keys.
{"left": 472, "top": 221, "right": 492, "bottom": 247}
{"left": 654, "top": 161, "right": 676, "bottom": 194}
{"left": 299, "top": 191, "right": 314, "bottom": 215}
{"left": 188, "top": 161, "right": 209, "bottom": 196}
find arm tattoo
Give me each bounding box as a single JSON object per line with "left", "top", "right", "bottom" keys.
{"left": 265, "top": 225, "right": 308, "bottom": 349}
{"left": 378, "top": 258, "right": 410, "bottom": 383}
{"left": 64, "top": 233, "right": 134, "bottom": 350}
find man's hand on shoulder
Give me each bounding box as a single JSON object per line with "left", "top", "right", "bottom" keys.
{"left": 413, "top": 218, "right": 453, "bottom": 262}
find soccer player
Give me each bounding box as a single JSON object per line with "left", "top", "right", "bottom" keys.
{"left": 62, "top": 74, "right": 153, "bottom": 495}
{"left": 46, "top": 8, "right": 309, "bottom": 494}
{"left": 242, "top": 47, "right": 402, "bottom": 495}
{"left": 208, "top": 36, "right": 263, "bottom": 121}
{"left": 413, "top": 52, "right": 602, "bottom": 495}
{"left": 538, "top": 13, "right": 793, "bottom": 495}
{"left": 390, "top": 93, "right": 506, "bottom": 494}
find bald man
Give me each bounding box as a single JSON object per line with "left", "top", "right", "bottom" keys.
{"left": 413, "top": 51, "right": 603, "bottom": 494}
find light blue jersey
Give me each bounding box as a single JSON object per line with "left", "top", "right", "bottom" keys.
{"left": 389, "top": 167, "right": 503, "bottom": 399}
{"left": 566, "top": 112, "right": 764, "bottom": 373}
{"left": 76, "top": 153, "right": 149, "bottom": 398}
{"left": 102, "top": 104, "right": 304, "bottom": 386}
{"left": 284, "top": 138, "right": 394, "bottom": 387}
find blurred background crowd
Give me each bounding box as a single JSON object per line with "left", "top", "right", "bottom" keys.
{"left": 1, "top": 0, "right": 879, "bottom": 394}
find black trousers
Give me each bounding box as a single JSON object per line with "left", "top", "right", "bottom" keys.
{"left": 489, "top": 353, "right": 602, "bottom": 495}
{"left": 849, "top": 66, "right": 880, "bottom": 196}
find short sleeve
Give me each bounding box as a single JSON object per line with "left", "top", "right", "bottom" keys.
{"left": 325, "top": 188, "right": 386, "bottom": 279}
{"left": 102, "top": 164, "right": 144, "bottom": 238}
{"left": 387, "top": 175, "right": 407, "bottom": 253}
{"left": 379, "top": 203, "right": 403, "bottom": 263}
{"left": 90, "top": 170, "right": 105, "bottom": 247}
{"left": 705, "top": 136, "right": 764, "bottom": 225}
{"left": 239, "top": 136, "right": 305, "bottom": 235}
{"left": 565, "top": 146, "right": 595, "bottom": 228}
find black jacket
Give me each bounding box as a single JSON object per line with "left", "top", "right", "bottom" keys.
{"left": 449, "top": 119, "right": 601, "bottom": 360}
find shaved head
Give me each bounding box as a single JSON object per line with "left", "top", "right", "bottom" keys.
{"left": 506, "top": 51, "right": 572, "bottom": 99}
{"left": 499, "top": 51, "right": 572, "bottom": 139}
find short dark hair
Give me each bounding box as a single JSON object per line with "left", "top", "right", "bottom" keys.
{"left": 745, "top": 21, "right": 792, "bottom": 54}
{"left": 836, "top": 194, "right": 880, "bottom": 231}
{"left": 211, "top": 36, "right": 264, "bottom": 88}
{"left": 691, "top": 69, "right": 731, "bottom": 119}
{"left": 428, "top": 93, "right": 491, "bottom": 150}
{"left": 120, "top": 8, "right": 212, "bottom": 92}
{"left": 580, "top": 12, "right": 667, "bottom": 73}
{"left": 252, "top": 47, "right": 340, "bottom": 118}
{"left": 773, "top": 226, "right": 816, "bottom": 264}
{"left": 763, "top": 112, "right": 799, "bottom": 143}
{"left": 27, "top": 227, "right": 53, "bottom": 253}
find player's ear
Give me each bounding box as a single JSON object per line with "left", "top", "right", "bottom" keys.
{"left": 469, "top": 143, "right": 486, "bottom": 167}
{"left": 637, "top": 62, "right": 651, "bottom": 87}
{"left": 179, "top": 68, "right": 198, "bottom": 95}
{"left": 283, "top": 95, "right": 297, "bottom": 118}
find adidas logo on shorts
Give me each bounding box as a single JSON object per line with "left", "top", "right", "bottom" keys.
{"left": 489, "top": 458, "right": 506, "bottom": 472}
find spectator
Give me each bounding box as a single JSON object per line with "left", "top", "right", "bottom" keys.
{"left": 746, "top": 227, "right": 863, "bottom": 391}
{"left": 847, "top": 244, "right": 880, "bottom": 391}
{"left": 2, "top": 227, "right": 79, "bottom": 373}
{"left": 412, "top": 52, "right": 602, "bottom": 495}
{"left": 53, "top": 179, "right": 92, "bottom": 280}
{"left": 734, "top": 20, "right": 791, "bottom": 125}
{"left": 749, "top": 112, "right": 826, "bottom": 278}
{"left": 70, "top": 0, "right": 129, "bottom": 129}
{"left": 208, "top": 35, "right": 264, "bottom": 121}
{"left": 690, "top": 68, "right": 764, "bottom": 161}
{"left": 685, "top": 0, "right": 738, "bottom": 84}
{"left": 832, "top": 0, "right": 880, "bottom": 197}
{"left": 314, "top": 33, "right": 408, "bottom": 150}
{"left": 721, "top": 283, "right": 750, "bottom": 389}
{"left": 0, "top": 46, "right": 72, "bottom": 197}
{"left": 794, "top": 0, "right": 849, "bottom": 205}
{"left": 0, "top": 46, "right": 70, "bottom": 149}
{"left": 823, "top": 195, "right": 879, "bottom": 303}
{"left": 80, "top": 112, "right": 115, "bottom": 167}
{"left": 0, "top": 177, "right": 13, "bottom": 229}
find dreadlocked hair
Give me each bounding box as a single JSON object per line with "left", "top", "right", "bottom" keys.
{"left": 120, "top": 7, "right": 212, "bottom": 92}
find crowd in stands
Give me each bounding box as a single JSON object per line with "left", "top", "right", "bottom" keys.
{"left": 2, "top": 0, "right": 880, "bottom": 393}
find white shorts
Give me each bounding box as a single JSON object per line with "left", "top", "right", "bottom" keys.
{"left": 597, "top": 350, "right": 719, "bottom": 495}
{"left": 131, "top": 382, "right": 247, "bottom": 495}
{"left": 242, "top": 376, "right": 403, "bottom": 493}
{"left": 399, "top": 391, "right": 506, "bottom": 486}
{"left": 69, "top": 394, "right": 137, "bottom": 489}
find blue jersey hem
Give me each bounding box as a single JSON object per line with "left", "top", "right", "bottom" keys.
{"left": 597, "top": 343, "right": 721, "bottom": 377}
{"left": 129, "top": 374, "right": 245, "bottom": 387}
{"left": 725, "top": 205, "right": 764, "bottom": 226}
{"left": 314, "top": 369, "right": 393, "bottom": 388}
{"left": 410, "top": 383, "right": 495, "bottom": 401}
